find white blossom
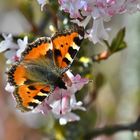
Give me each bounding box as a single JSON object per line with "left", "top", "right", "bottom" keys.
{"left": 0, "top": 34, "right": 28, "bottom": 64}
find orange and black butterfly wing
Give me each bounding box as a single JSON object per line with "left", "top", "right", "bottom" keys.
{"left": 14, "top": 84, "right": 52, "bottom": 111}
{"left": 8, "top": 63, "right": 53, "bottom": 112}
{"left": 7, "top": 37, "right": 54, "bottom": 112}
{"left": 7, "top": 63, "right": 27, "bottom": 86}
{"left": 52, "top": 25, "right": 84, "bottom": 70}
{"left": 22, "top": 37, "right": 52, "bottom": 61}
{"left": 7, "top": 37, "right": 53, "bottom": 87}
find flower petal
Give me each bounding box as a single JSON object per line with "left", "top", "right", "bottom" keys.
{"left": 59, "top": 112, "right": 80, "bottom": 125}
{"left": 16, "top": 36, "right": 28, "bottom": 58}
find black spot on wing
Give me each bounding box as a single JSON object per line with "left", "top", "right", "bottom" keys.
{"left": 74, "top": 37, "right": 81, "bottom": 46}
{"left": 28, "top": 85, "right": 36, "bottom": 90}
{"left": 62, "top": 57, "right": 70, "bottom": 65}
{"left": 7, "top": 62, "right": 19, "bottom": 86}
{"left": 40, "top": 89, "right": 49, "bottom": 94}
{"left": 54, "top": 49, "right": 62, "bottom": 57}
{"left": 28, "top": 102, "right": 38, "bottom": 108}
{"left": 68, "top": 47, "right": 77, "bottom": 58}
{"left": 34, "top": 95, "right": 46, "bottom": 102}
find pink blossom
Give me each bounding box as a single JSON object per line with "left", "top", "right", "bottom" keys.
{"left": 59, "top": 0, "right": 140, "bottom": 43}
{"left": 36, "top": 72, "right": 88, "bottom": 125}
{"left": 59, "top": 0, "right": 87, "bottom": 18}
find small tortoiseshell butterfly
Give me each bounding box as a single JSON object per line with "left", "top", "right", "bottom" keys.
{"left": 7, "top": 25, "right": 84, "bottom": 112}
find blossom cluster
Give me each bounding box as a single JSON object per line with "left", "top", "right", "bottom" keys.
{"left": 37, "top": 72, "right": 88, "bottom": 125}
{"left": 0, "top": 34, "right": 88, "bottom": 125}
{"left": 36, "top": 0, "right": 140, "bottom": 43}
{"left": 58, "top": 0, "right": 140, "bottom": 43}
{"left": 0, "top": 34, "right": 28, "bottom": 64}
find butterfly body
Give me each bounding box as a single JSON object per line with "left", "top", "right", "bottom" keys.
{"left": 7, "top": 25, "right": 84, "bottom": 112}
{"left": 22, "top": 52, "right": 65, "bottom": 88}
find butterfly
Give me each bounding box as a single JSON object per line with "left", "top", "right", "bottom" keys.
{"left": 7, "top": 25, "right": 84, "bottom": 112}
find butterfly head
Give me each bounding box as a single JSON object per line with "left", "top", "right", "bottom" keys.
{"left": 55, "top": 77, "right": 67, "bottom": 89}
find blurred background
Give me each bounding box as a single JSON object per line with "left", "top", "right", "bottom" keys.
{"left": 0, "top": 0, "right": 140, "bottom": 140}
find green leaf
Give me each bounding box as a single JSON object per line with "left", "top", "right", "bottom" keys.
{"left": 115, "top": 41, "right": 127, "bottom": 52}
{"left": 103, "top": 40, "right": 110, "bottom": 48}
{"left": 109, "top": 27, "right": 127, "bottom": 53}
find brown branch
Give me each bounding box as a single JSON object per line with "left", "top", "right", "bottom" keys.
{"left": 84, "top": 117, "right": 140, "bottom": 140}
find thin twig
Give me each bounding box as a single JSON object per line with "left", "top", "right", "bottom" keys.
{"left": 84, "top": 117, "right": 140, "bottom": 139}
